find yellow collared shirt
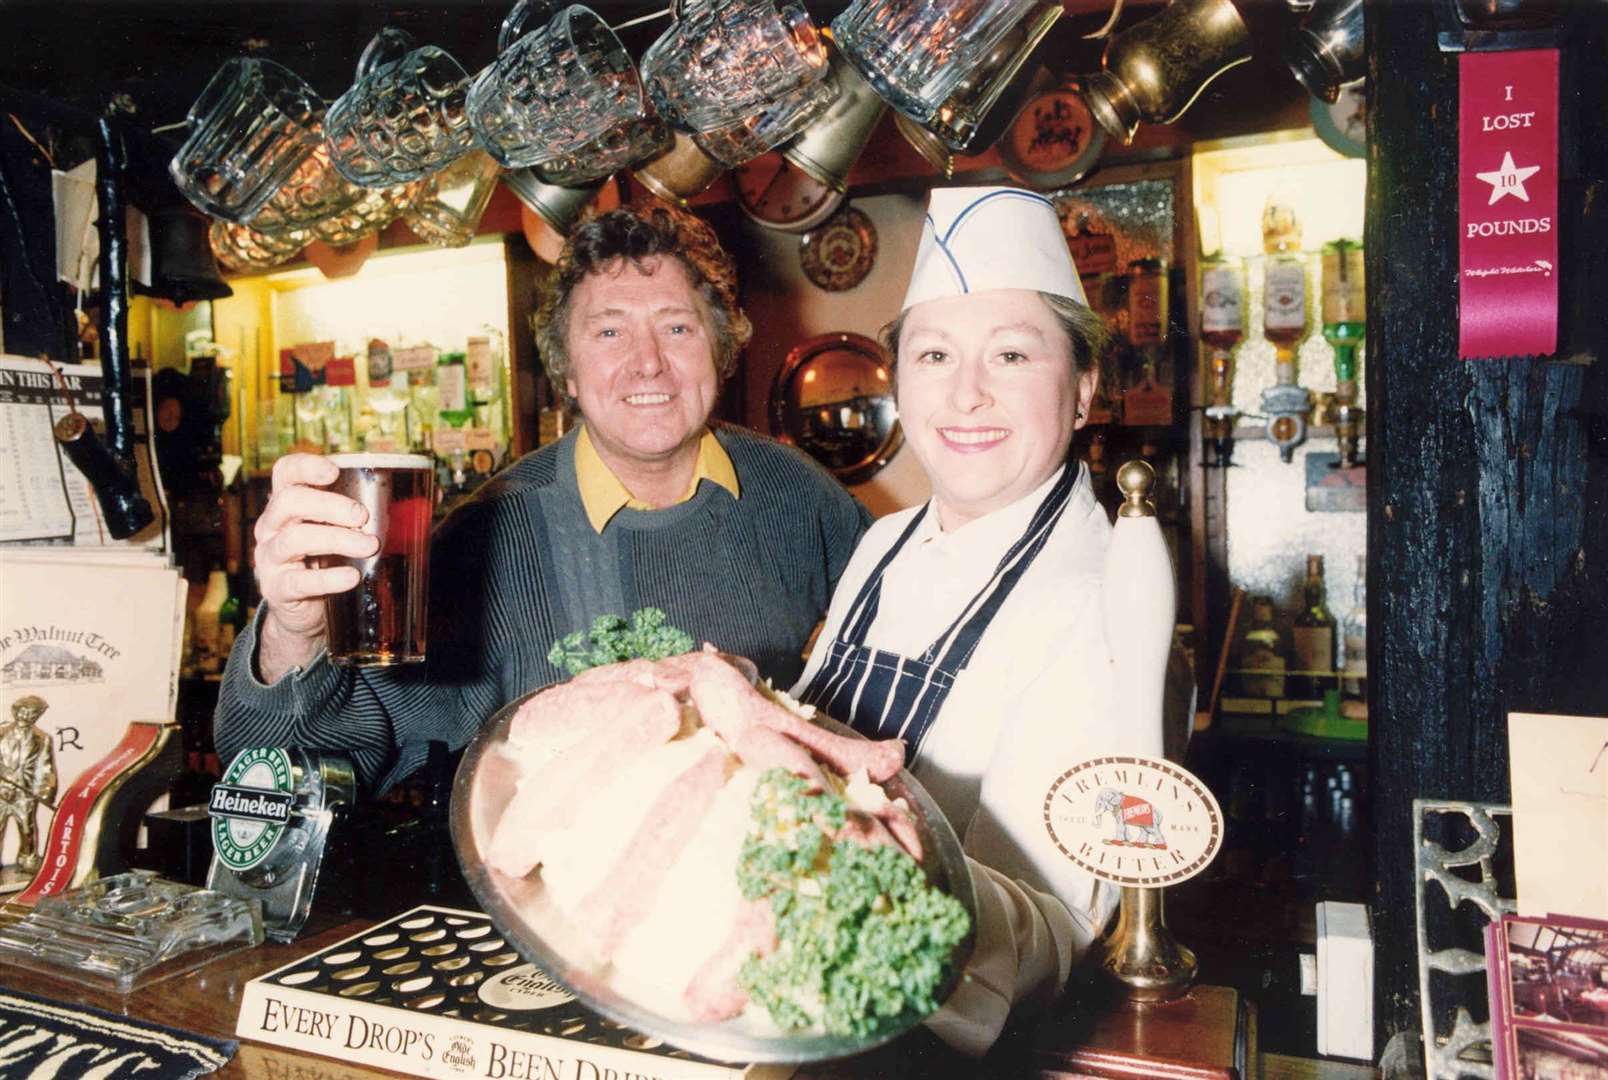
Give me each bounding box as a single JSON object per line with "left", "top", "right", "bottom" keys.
{"left": 575, "top": 425, "right": 741, "bottom": 533}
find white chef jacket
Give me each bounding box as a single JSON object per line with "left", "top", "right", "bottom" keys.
{"left": 792, "top": 462, "right": 1166, "bottom": 1055}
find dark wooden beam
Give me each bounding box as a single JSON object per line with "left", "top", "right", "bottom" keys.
{"left": 1366, "top": 0, "right": 1608, "bottom": 1057}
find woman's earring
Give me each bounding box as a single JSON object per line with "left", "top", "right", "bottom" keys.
{"left": 1076, "top": 409, "right": 1087, "bottom": 419}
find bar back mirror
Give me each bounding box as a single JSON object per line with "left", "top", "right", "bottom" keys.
{"left": 768, "top": 330, "right": 901, "bottom": 485}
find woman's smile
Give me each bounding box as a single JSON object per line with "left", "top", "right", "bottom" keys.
{"left": 938, "top": 426, "right": 1012, "bottom": 452}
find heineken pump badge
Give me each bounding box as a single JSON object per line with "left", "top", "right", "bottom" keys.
{"left": 207, "top": 747, "right": 355, "bottom": 942}
{"left": 211, "top": 748, "right": 295, "bottom": 872}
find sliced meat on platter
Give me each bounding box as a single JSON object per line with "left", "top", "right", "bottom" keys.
{"left": 484, "top": 680, "right": 681, "bottom": 878}
{"left": 683, "top": 898, "right": 778, "bottom": 1023}
{"left": 478, "top": 651, "right": 918, "bottom": 1026}
{"left": 572, "top": 743, "right": 733, "bottom": 961}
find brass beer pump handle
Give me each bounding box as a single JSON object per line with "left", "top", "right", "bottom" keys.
{"left": 1116, "top": 458, "right": 1157, "bottom": 518}
{"left": 1102, "top": 884, "right": 1199, "bottom": 1002}
{"left": 1098, "top": 462, "right": 1197, "bottom": 1002}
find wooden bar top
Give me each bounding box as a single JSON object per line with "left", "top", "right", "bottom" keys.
{"left": 0, "top": 909, "right": 1376, "bottom": 1080}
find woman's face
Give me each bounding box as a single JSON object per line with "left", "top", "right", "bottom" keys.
{"left": 896, "top": 289, "right": 1095, "bottom": 531}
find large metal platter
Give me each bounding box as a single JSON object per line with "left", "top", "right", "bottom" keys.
{"left": 449, "top": 670, "right": 978, "bottom": 1065}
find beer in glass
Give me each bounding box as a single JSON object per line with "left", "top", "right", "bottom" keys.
{"left": 318, "top": 453, "right": 434, "bottom": 666}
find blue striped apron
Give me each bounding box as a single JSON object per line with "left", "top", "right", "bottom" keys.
{"left": 799, "top": 463, "right": 1078, "bottom": 765}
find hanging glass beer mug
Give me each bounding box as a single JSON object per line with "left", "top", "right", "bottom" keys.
{"left": 831, "top": 0, "right": 1062, "bottom": 152}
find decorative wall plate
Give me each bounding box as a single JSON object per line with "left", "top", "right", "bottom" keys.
{"left": 799, "top": 206, "right": 877, "bottom": 292}
{"left": 1042, "top": 755, "right": 1223, "bottom": 888}
{"left": 999, "top": 83, "right": 1107, "bottom": 190}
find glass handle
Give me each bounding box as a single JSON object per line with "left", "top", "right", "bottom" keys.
{"left": 188, "top": 57, "right": 247, "bottom": 126}
{"left": 356, "top": 27, "right": 416, "bottom": 79}
{"left": 498, "top": 0, "right": 559, "bottom": 52}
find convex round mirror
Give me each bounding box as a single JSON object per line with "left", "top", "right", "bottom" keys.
{"left": 769, "top": 331, "right": 901, "bottom": 485}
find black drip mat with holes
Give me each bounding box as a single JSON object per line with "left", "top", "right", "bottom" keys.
{"left": 254, "top": 904, "right": 721, "bottom": 1066}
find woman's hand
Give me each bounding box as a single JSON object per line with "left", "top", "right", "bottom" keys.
{"left": 251, "top": 453, "right": 379, "bottom": 683}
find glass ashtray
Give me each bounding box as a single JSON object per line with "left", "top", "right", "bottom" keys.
{"left": 0, "top": 870, "right": 263, "bottom": 992}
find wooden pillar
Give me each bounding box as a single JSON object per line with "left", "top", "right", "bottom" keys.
{"left": 1365, "top": 0, "right": 1608, "bottom": 1055}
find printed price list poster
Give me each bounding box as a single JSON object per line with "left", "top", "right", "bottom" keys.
{"left": 0, "top": 356, "right": 103, "bottom": 543}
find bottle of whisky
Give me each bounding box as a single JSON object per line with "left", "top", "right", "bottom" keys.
{"left": 1290, "top": 555, "right": 1336, "bottom": 702}
{"left": 435, "top": 350, "right": 473, "bottom": 429}
{"left": 1322, "top": 238, "right": 1366, "bottom": 465}
{"left": 365, "top": 338, "right": 408, "bottom": 453}
{"left": 1262, "top": 197, "right": 1308, "bottom": 360}
{"left": 1321, "top": 240, "right": 1365, "bottom": 385}
{"left": 1199, "top": 253, "right": 1245, "bottom": 465}
{"left": 1122, "top": 258, "right": 1172, "bottom": 426}
{"left": 1235, "top": 595, "right": 1288, "bottom": 700}
{"left": 1340, "top": 553, "right": 1368, "bottom": 709}
{"left": 1260, "top": 195, "right": 1312, "bottom": 462}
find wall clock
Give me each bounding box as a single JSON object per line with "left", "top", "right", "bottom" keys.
{"left": 999, "top": 83, "right": 1108, "bottom": 191}
{"left": 733, "top": 154, "right": 846, "bottom": 234}
{"left": 799, "top": 207, "right": 877, "bottom": 292}
{"left": 1041, "top": 755, "right": 1223, "bottom": 888}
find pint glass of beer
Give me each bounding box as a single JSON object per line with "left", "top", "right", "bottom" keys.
{"left": 319, "top": 453, "right": 435, "bottom": 666}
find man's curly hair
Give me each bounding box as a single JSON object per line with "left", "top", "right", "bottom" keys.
{"left": 532, "top": 203, "right": 753, "bottom": 401}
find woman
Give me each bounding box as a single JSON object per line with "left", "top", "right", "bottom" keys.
{"left": 793, "top": 187, "right": 1166, "bottom": 1054}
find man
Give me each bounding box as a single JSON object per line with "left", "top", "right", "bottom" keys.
{"left": 1, "top": 695, "right": 57, "bottom": 875}
{"left": 216, "top": 204, "right": 870, "bottom": 794}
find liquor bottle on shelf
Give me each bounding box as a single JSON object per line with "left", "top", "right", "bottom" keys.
{"left": 1199, "top": 253, "right": 1246, "bottom": 466}
{"left": 1259, "top": 195, "right": 1312, "bottom": 463}
{"left": 389, "top": 339, "right": 439, "bottom": 453}
{"left": 365, "top": 337, "right": 410, "bottom": 453}
{"left": 1322, "top": 238, "right": 1366, "bottom": 466}
{"left": 1121, "top": 258, "right": 1172, "bottom": 427}
{"left": 1231, "top": 594, "right": 1288, "bottom": 702}
{"left": 320, "top": 346, "right": 359, "bottom": 453}
{"left": 1340, "top": 553, "right": 1367, "bottom": 716}
{"left": 1289, "top": 554, "right": 1336, "bottom": 703}
{"left": 466, "top": 333, "right": 500, "bottom": 411}
{"left": 291, "top": 391, "right": 325, "bottom": 455}
{"left": 435, "top": 350, "right": 474, "bottom": 430}
{"left": 465, "top": 330, "right": 509, "bottom": 479}
{"left": 320, "top": 383, "right": 356, "bottom": 453}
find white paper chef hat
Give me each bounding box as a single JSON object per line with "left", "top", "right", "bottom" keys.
{"left": 901, "top": 186, "right": 1086, "bottom": 312}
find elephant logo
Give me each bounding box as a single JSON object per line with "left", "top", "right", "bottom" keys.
{"left": 1092, "top": 787, "right": 1167, "bottom": 849}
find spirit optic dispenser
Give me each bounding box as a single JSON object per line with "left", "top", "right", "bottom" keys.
{"left": 1322, "top": 239, "right": 1366, "bottom": 466}
{"left": 1122, "top": 258, "right": 1173, "bottom": 427}
{"left": 1199, "top": 254, "right": 1246, "bottom": 466}
{"left": 1259, "top": 198, "right": 1312, "bottom": 463}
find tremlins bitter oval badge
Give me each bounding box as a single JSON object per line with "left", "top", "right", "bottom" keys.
{"left": 210, "top": 746, "right": 296, "bottom": 873}
{"left": 1042, "top": 755, "right": 1223, "bottom": 887}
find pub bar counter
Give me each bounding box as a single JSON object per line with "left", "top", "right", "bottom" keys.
{"left": 0, "top": 0, "right": 1605, "bottom": 1078}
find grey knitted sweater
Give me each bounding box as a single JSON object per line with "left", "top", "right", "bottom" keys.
{"left": 214, "top": 425, "right": 871, "bottom": 794}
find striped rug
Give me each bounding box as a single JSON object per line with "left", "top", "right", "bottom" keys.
{"left": 0, "top": 987, "right": 235, "bottom": 1079}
